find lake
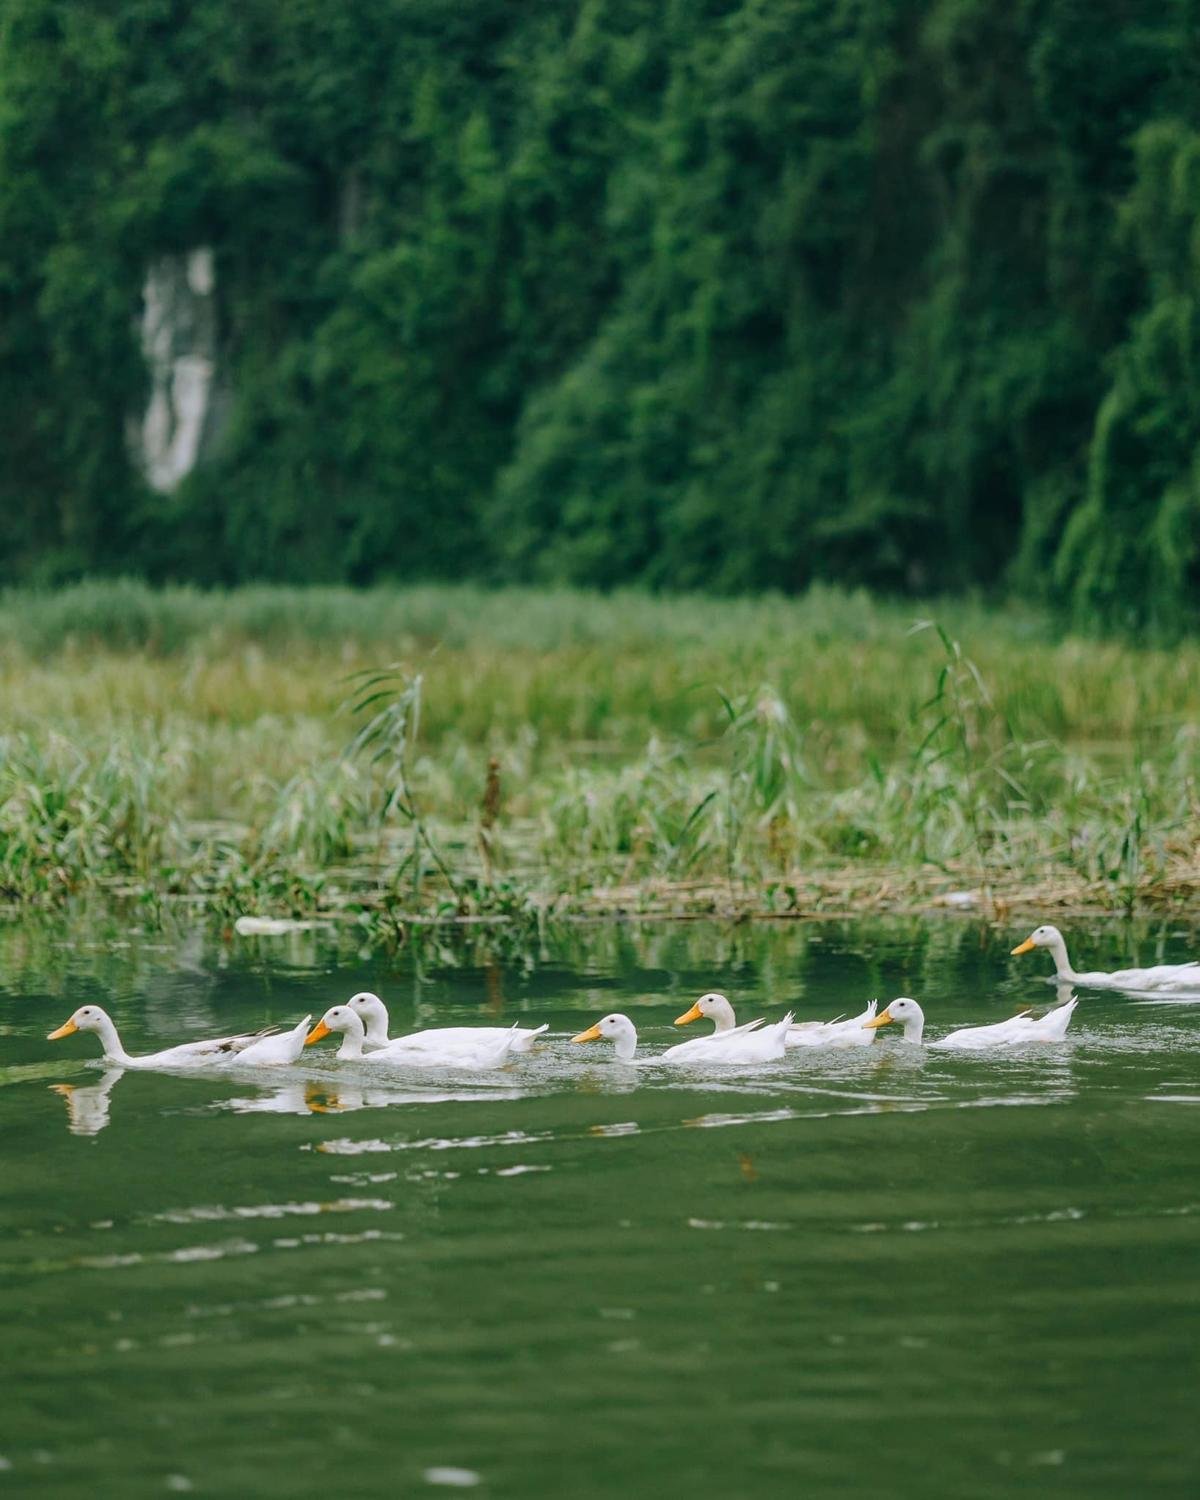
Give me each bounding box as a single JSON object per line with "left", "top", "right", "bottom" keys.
{"left": 2, "top": 911, "right": 1198, "bottom": 1498}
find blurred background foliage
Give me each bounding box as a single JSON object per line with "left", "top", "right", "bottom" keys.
{"left": 2, "top": 0, "right": 1199, "bottom": 633}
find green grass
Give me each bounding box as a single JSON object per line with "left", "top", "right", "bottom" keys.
{"left": 1, "top": 581, "right": 1197, "bottom": 935}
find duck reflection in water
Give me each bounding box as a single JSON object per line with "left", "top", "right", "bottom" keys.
{"left": 220, "top": 1081, "right": 408, "bottom": 1115}
{"left": 49, "top": 1074, "right": 391, "bottom": 1132}
{"left": 218, "top": 1082, "right": 335, "bottom": 1115}
{"left": 49, "top": 1068, "right": 126, "bottom": 1136}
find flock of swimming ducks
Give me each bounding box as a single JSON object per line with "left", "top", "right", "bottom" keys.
{"left": 46, "top": 923, "right": 1200, "bottom": 1074}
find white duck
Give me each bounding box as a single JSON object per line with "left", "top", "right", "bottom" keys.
{"left": 863, "top": 996, "right": 1079, "bottom": 1050}
{"left": 1012, "top": 924, "right": 1200, "bottom": 993}
{"left": 305, "top": 1005, "right": 518, "bottom": 1070}
{"left": 347, "top": 991, "right": 548, "bottom": 1055}
{"left": 572, "top": 1011, "right": 794, "bottom": 1064}
{"left": 47, "top": 1005, "right": 286, "bottom": 1069}
{"left": 674, "top": 991, "right": 878, "bottom": 1049}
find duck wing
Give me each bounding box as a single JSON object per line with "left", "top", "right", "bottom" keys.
{"left": 665, "top": 1012, "right": 792, "bottom": 1064}
{"left": 368, "top": 1027, "right": 518, "bottom": 1069}
{"left": 375, "top": 1025, "right": 514, "bottom": 1056}
{"left": 1116, "top": 962, "right": 1200, "bottom": 992}
{"left": 1024, "top": 998, "right": 1079, "bottom": 1040}
{"left": 379, "top": 1022, "right": 547, "bottom": 1057}
{"left": 138, "top": 1026, "right": 277, "bottom": 1067}
{"left": 661, "top": 1033, "right": 731, "bottom": 1063}
{"left": 787, "top": 1001, "right": 877, "bottom": 1048}
{"left": 933, "top": 1016, "right": 1032, "bottom": 1050}
{"left": 232, "top": 1016, "right": 313, "bottom": 1066}
{"left": 936, "top": 1001, "right": 1078, "bottom": 1049}
{"left": 1073, "top": 961, "right": 1200, "bottom": 993}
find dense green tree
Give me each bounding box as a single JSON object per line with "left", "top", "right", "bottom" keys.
{"left": 0, "top": 0, "right": 1195, "bottom": 630}
{"left": 1058, "top": 119, "right": 1200, "bottom": 632}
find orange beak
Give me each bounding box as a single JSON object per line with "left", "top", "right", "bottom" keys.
{"left": 47, "top": 1018, "right": 78, "bottom": 1041}
{"left": 571, "top": 1024, "right": 603, "bottom": 1044}
{"left": 305, "top": 1019, "right": 332, "bottom": 1047}
{"left": 674, "top": 1002, "right": 703, "bottom": 1027}
{"left": 862, "top": 1009, "right": 894, "bottom": 1030}
{"left": 1011, "top": 938, "right": 1036, "bottom": 956}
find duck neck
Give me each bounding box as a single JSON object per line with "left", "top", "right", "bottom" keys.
{"left": 336, "top": 1020, "right": 367, "bottom": 1060}
{"left": 708, "top": 998, "right": 738, "bottom": 1034}
{"left": 96, "top": 1015, "right": 134, "bottom": 1065}
{"left": 899, "top": 1011, "right": 925, "bottom": 1044}
{"left": 613, "top": 1025, "right": 638, "bottom": 1062}
{"left": 359, "top": 1001, "right": 390, "bottom": 1047}
{"left": 1046, "top": 935, "right": 1076, "bottom": 980}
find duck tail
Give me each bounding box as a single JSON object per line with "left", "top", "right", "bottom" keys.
{"left": 511, "top": 1022, "right": 550, "bottom": 1053}
{"left": 483, "top": 1031, "right": 519, "bottom": 1065}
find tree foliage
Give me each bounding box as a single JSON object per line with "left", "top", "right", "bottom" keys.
{"left": 1, "top": 0, "right": 1196, "bottom": 630}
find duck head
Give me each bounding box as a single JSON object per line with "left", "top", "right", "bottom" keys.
{"left": 863, "top": 997, "right": 925, "bottom": 1042}
{"left": 306, "top": 1005, "right": 366, "bottom": 1059}
{"left": 1011, "top": 924, "right": 1063, "bottom": 956}
{"left": 674, "top": 993, "right": 737, "bottom": 1033}
{"left": 572, "top": 1013, "right": 638, "bottom": 1061}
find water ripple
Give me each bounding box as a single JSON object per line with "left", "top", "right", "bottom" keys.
{"left": 311, "top": 1128, "right": 553, "bottom": 1156}
{"left": 153, "top": 1198, "right": 392, "bottom": 1224}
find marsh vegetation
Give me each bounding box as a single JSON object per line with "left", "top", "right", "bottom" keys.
{"left": 2, "top": 582, "right": 1196, "bottom": 940}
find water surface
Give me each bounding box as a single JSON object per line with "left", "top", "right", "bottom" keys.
{"left": 2, "top": 913, "right": 1198, "bottom": 1497}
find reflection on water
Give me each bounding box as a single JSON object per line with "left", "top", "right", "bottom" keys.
{"left": 218, "top": 1082, "right": 332, "bottom": 1116}
{"left": 3, "top": 912, "right": 1200, "bottom": 1498}
{"left": 49, "top": 1067, "right": 125, "bottom": 1136}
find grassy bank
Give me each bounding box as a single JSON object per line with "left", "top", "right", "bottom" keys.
{"left": 1, "top": 582, "right": 1197, "bottom": 937}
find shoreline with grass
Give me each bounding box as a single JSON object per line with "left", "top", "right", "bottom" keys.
{"left": 1, "top": 582, "right": 1197, "bottom": 942}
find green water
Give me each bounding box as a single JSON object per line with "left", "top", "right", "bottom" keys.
{"left": 2, "top": 914, "right": 1198, "bottom": 1498}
